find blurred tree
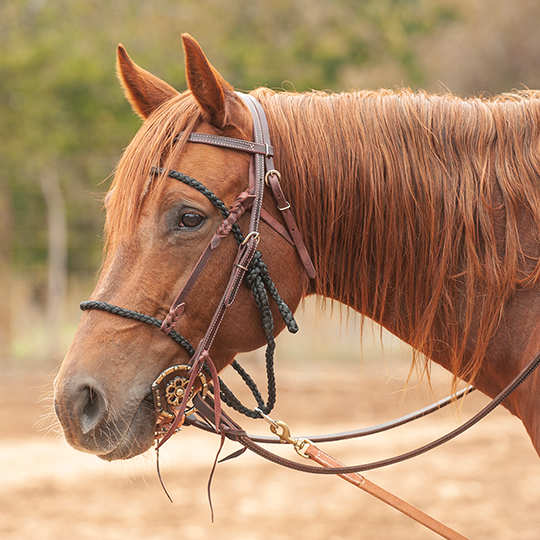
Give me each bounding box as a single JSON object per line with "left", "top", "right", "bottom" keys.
{"left": 7, "top": 0, "right": 519, "bottom": 364}
{"left": 414, "top": 0, "right": 540, "bottom": 96}
{"left": 39, "top": 168, "right": 67, "bottom": 360}
{"left": 0, "top": 182, "right": 11, "bottom": 363}
{"left": 0, "top": 0, "right": 139, "bottom": 360}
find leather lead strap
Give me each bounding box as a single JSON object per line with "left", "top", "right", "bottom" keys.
{"left": 304, "top": 444, "right": 469, "bottom": 540}
{"left": 192, "top": 394, "right": 469, "bottom": 540}
{"left": 190, "top": 340, "right": 540, "bottom": 539}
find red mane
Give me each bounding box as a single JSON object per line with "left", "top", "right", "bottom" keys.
{"left": 106, "top": 85, "right": 540, "bottom": 387}
{"left": 253, "top": 87, "right": 540, "bottom": 386}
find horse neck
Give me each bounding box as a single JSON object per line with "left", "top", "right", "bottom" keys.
{"left": 256, "top": 89, "right": 540, "bottom": 453}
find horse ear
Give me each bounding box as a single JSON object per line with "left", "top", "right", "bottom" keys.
{"left": 182, "top": 33, "right": 235, "bottom": 129}
{"left": 116, "top": 44, "right": 179, "bottom": 119}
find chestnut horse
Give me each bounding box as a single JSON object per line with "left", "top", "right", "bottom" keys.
{"left": 55, "top": 34, "right": 540, "bottom": 462}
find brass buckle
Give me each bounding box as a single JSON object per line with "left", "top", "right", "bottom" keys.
{"left": 152, "top": 364, "right": 208, "bottom": 419}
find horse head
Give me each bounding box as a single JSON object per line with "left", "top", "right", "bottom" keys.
{"left": 54, "top": 35, "right": 310, "bottom": 460}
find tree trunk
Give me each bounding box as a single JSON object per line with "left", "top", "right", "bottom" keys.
{"left": 0, "top": 180, "right": 12, "bottom": 364}
{"left": 39, "top": 168, "right": 67, "bottom": 362}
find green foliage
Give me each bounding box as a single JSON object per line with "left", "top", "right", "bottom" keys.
{"left": 0, "top": 0, "right": 453, "bottom": 282}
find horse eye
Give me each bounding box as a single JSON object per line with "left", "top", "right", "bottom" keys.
{"left": 179, "top": 212, "right": 204, "bottom": 228}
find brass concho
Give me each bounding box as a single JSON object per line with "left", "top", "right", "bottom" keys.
{"left": 151, "top": 364, "right": 209, "bottom": 419}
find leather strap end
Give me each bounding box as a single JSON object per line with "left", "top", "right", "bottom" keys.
{"left": 265, "top": 173, "right": 317, "bottom": 278}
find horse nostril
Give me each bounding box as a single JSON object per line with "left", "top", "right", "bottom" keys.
{"left": 80, "top": 385, "right": 107, "bottom": 434}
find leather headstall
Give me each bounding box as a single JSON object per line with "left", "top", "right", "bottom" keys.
{"left": 153, "top": 92, "right": 315, "bottom": 447}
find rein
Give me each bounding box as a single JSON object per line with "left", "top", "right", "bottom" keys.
{"left": 190, "top": 346, "right": 540, "bottom": 474}
{"left": 79, "top": 91, "right": 540, "bottom": 540}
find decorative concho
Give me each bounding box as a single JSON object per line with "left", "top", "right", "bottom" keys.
{"left": 165, "top": 376, "right": 191, "bottom": 407}
{"left": 151, "top": 364, "right": 208, "bottom": 419}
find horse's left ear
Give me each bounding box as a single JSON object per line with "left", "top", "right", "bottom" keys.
{"left": 182, "top": 33, "right": 236, "bottom": 129}
{"left": 116, "top": 44, "right": 179, "bottom": 119}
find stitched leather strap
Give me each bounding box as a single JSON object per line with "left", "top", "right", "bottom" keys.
{"left": 260, "top": 209, "right": 294, "bottom": 245}
{"left": 176, "top": 95, "right": 315, "bottom": 277}
{"left": 237, "top": 93, "right": 316, "bottom": 278}
{"left": 265, "top": 172, "right": 316, "bottom": 278}
{"left": 157, "top": 94, "right": 270, "bottom": 443}
{"left": 156, "top": 92, "right": 316, "bottom": 444}
{"left": 181, "top": 132, "right": 274, "bottom": 157}
{"left": 184, "top": 385, "right": 474, "bottom": 443}
{"left": 191, "top": 396, "right": 470, "bottom": 539}
{"left": 304, "top": 445, "right": 469, "bottom": 540}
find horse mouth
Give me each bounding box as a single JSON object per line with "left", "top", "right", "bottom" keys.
{"left": 97, "top": 393, "right": 159, "bottom": 461}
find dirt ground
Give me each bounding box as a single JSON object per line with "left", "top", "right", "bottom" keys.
{"left": 1, "top": 357, "right": 540, "bottom": 540}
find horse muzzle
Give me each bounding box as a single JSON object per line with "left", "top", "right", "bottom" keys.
{"left": 53, "top": 375, "right": 158, "bottom": 461}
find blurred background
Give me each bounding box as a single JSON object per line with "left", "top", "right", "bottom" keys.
{"left": 2, "top": 1, "right": 540, "bottom": 539}
{"left": 4, "top": 0, "right": 540, "bottom": 366}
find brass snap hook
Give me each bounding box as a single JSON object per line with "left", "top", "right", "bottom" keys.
{"left": 255, "top": 408, "right": 312, "bottom": 459}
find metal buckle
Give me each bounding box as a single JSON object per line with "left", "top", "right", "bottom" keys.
{"left": 277, "top": 201, "right": 291, "bottom": 212}
{"left": 152, "top": 364, "right": 209, "bottom": 419}
{"left": 240, "top": 231, "right": 260, "bottom": 246}
{"left": 264, "top": 169, "right": 281, "bottom": 186}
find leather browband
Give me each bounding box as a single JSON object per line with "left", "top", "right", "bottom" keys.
{"left": 180, "top": 132, "right": 274, "bottom": 157}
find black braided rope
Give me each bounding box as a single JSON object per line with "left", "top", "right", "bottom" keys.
{"left": 81, "top": 167, "right": 299, "bottom": 420}
{"left": 253, "top": 251, "right": 298, "bottom": 334}
{"left": 80, "top": 300, "right": 195, "bottom": 355}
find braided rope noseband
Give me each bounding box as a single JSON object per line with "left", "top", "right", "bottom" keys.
{"left": 81, "top": 167, "right": 297, "bottom": 418}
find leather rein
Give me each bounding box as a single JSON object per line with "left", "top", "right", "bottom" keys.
{"left": 80, "top": 91, "right": 540, "bottom": 540}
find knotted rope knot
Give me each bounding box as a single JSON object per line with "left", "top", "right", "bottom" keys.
{"left": 216, "top": 191, "right": 255, "bottom": 239}
{"left": 160, "top": 302, "right": 185, "bottom": 334}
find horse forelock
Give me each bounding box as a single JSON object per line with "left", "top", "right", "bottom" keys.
{"left": 104, "top": 91, "right": 201, "bottom": 251}
{"left": 254, "top": 87, "right": 540, "bottom": 387}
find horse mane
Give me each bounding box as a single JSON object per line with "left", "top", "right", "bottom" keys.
{"left": 252, "top": 87, "right": 540, "bottom": 386}
{"left": 107, "top": 81, "right": 540, "bottom": 388}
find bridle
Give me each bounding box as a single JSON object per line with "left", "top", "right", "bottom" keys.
{"left": 81, "top": 92, "right": 316, "bottom": 443}
{"left": 80, "top": 91, "right": 540, "bottom": 540}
